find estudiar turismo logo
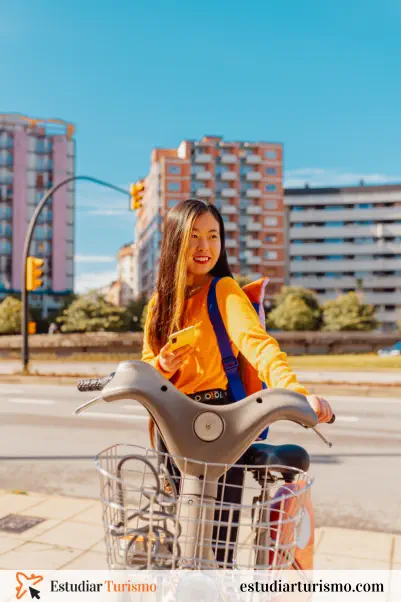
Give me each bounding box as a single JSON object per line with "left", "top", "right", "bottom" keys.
{"left": 15, "top": 572, "right": 43, "bottom": 600}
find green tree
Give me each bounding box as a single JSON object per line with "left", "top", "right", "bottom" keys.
{"left": 267, "top": 286, "right": 322, "bottom": 331}
{"left": 56, "top": 293, "right": 127, "bottom": 333}
{"left": 125, "top": 295, "right": 148, "bottom": 331}
{"left": 267, "top": 294, "right": 321, "bottom": 331}
{"left": 322, "top": 292, "right": 378, "bottom": 331}
{"left": 0, "top": 297, "right": 22, "bottom": 334}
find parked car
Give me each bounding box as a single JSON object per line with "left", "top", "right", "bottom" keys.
{"left": 377, "top": 341, "right": 401, "bottom": 356}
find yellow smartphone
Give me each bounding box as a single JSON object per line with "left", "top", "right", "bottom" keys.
{"left": 168, "top": 325, "right": 197, "bottom": 351}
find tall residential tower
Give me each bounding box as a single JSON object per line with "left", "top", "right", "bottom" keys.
{"left": 134, "top": 135, "right": 285, "bottom": 300}
{"left": 0, "top": 113, "right": 75, "bottom": 316}
{"left": 285, "top": 183, "right": 401, "bottom": 331}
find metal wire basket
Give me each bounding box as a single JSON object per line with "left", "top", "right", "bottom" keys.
{"left": 95, "top": 443, "right": 313, "bottom": 571}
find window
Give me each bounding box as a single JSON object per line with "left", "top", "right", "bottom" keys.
{"left": 265, "top": 184, "right": 277, "bottom": 192}
{"left": 326, "top": 222, "right": 344, "bottom": 227}
{"left": 167, "top": 182, "right": 180, "bottom": 192}
{"left": 354, "top": 237, "right": 374, "bottom": 244}
{"left": 293, "top": 206, "right": 304, "bottom": 212}
{"left": 265, "top": 167, "right": 277, "bottom": 175}
{"left": 167, "top": 199, "right": 179, "bottom": 208}
{"left": 265, "top": 235, "right": 277, "bottom": 243}
{"left": 326, "top": 238, "right": 344, "bottom": 243}
{"left": 265, "top": 217, "right": 278, "bottom": 226}
{"left": 265, "top": 150, "right": 277, "bottom": 159}
{"left": 293, "top": 223, "right": 304, "bottom": 228}
{"left": 326, "top": 205, "right": 345, "bottom": 211}
{"left": 265, "top": 200, "right": 278, "bottom": 210}
{"left": 293, "top": 240, "right": 304, "bottom": 245}
{"left": 167, "top": 165, "right": 181, "bottom": 175}
{"left": 327, "top": 255, "right": 345, "bottom": 260}
{"left": 265, "top": 251, "right": 278, "bottom": 260}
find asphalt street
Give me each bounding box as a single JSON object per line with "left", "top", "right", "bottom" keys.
{"left": 1, "top": 382, "right": 400, "bottom": 534}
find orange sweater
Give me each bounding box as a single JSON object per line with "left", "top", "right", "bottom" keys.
{"left": 142, "top": 277, "right": 309, "bottom": 397}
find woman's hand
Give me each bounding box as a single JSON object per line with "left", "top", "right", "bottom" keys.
{"left": 306, "top": 394, "right": 334, "bottom": 424}
{"left": 158, "top": 343, "right": 194, "bottom": 373}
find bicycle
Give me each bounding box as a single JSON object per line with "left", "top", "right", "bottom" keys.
{"left": 74, "top": 359, "right": 334, "bottom": 574}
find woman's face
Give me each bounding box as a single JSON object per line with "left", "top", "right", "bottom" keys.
{"left": 187, "top": 212, "right": 222, "bottom": 277}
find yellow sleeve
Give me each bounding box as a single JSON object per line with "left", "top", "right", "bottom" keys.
{"left": 141, "top": 295, "right": 177, "bottom": 380}
{"left": 216, "top": 278, "right": 309, "bottom": 395}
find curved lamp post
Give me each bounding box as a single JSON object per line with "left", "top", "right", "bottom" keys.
{"left": 21, "top": 176, "right": 130, "bottom": 372}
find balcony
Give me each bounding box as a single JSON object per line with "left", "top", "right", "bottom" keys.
{"left": 221, "top": 171, "right": 237, "bottom": 181}
{"left": 290, "top": 223, "right": 401, "bottom": 239}
{"left": 247, "top": 255, "right": 262, "bottom": 265}
{"left": 246, "top": 205, "right": 262, "bottom": 215}
{"left": 221, "top": 204, "right": 237, "bottom": 215}
{"left": 290, "top": 257, "right": 401, "bottom": 273}
{"left": 225, "top": 238, "right": 238, "bottom": 248}
{"left": 221, "top": 188, "right": 237, "bottom": 198}
{"left": 194, "top": 153, "right": 212, "bottom": 164}
{"left": 246, "top": 189, "right": 261, "bottom": 198}
{"left": 227, "top": 254, "right": 239, "bottom": 263}
{"left": 246, "top": 171, "right": 261, "bottom": 181}
{"left": 245, "top": 154, "right": 262, "bottom": 164}
{"left": 290, "top": 206, "right": 401, "bottom": 224}
{"left": 220, "top": 153, "right": 237, "bottom": 164}
{"left": 248, "top": 221, "right": 262, "bottom": 232}
{"left": 195, "top": 171, "right": 212, "bottom": 180}
{"left": 225, "top": 221, "right": 237, "bottom": 231}
{"left": 246, "top": 238, "right": 262, "bottom": 248}
{"left": 196, "top": 187, "right": 212, "bottom": 197}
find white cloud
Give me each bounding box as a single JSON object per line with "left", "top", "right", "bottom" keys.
{"left": 75, "top": 255, "right": 116, "bottom": 263}
{"left": 284, "top": 168, "right": 401, "bottom": 188}
{"left": 74, "top": 270, "right": 117, "bottom": 294}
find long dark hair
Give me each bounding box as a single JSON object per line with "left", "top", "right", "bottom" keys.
{"left": 148, "top": 199, "right": 233, "bottom": 354}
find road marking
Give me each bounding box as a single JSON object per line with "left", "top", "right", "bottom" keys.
{"left": 7, "top": 398, "right": 55, "bottom": 405}
{"left": 80, "top": 411, "right": 148, "bottom": 421}
{"left": 0, "top": 388, "right": 24, "bottom": 395}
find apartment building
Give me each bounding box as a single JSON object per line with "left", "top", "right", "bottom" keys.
{"left": 285, "top": 183, "right": 401, "bottom": 331}
{"left": 134, "top": 135, "right": 285, "bottom": 300}
{"left": 0, "top": 113, "right": 75, "bottom": 316}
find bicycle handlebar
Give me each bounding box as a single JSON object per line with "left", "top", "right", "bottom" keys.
{"left": 77, "top": 374, "right": 115, "bottom": 392}
{"left": 74, "top": 360, "right": 323, "bottom": 484}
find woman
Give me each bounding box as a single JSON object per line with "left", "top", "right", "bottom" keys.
{"left": 142, "top": 198, "right": 332, "bottom": 562}
{"left": 142, "top": 198, "right": 332, "bottom": 422}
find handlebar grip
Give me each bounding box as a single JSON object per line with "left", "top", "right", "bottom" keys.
{"left": 328, "top": 413, "right": 336, "bottom": 424}
{"left": 77, "top": 373, "right": 115, "bottom": 392}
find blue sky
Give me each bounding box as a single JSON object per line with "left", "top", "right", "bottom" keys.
{"left": 2, "top": 0, "right": 401, "bottom": 292}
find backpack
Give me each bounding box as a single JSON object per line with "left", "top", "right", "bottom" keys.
{"left": 207, "top": 276, "right": 270, "bottom": 440}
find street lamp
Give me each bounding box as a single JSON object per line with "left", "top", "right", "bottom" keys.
{"left": 21, "top": 176, "right": 131, "bottom": 373}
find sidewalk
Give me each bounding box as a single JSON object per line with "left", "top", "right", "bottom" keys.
{"left": 0, "top": 490, "right": 400, "bottom": 570}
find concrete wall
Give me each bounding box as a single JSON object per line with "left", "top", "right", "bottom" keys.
{"left": 0, "top": 331, "right": 400, "bottom": 358}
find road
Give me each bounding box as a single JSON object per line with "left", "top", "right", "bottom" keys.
{"left": 1, "top": 359, "right": 401, "bottom": 384}
{"left": 1, "top": 383, "right": 401, "bottom": 534}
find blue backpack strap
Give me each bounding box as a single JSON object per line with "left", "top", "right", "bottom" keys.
{"left": 207, "top": 277, "right": 246, "bottom": 402}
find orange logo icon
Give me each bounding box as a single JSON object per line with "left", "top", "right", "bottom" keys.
{"left": 16, "top": 572, "right": 43, "bottom": 599}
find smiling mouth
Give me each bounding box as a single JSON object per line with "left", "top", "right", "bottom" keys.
{"left": 193, "top": 257, "right": 211, "bottom": 264}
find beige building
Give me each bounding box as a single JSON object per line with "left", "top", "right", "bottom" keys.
{"left": 134, "top": 135, "right": 285, "bottom": 300}
{"left": 285, "top": 183, "right": 401, "bottom": 331}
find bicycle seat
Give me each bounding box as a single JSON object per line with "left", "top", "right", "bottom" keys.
{"left": 243, "top": 442, "right": 310, "bottom": 473}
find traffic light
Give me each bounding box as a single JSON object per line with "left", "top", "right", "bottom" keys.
{"left": 130, "top": 179, "right": 145, "bottom": 211}
{"left": 26, "top": 256, "right": 44, "bottom": 291}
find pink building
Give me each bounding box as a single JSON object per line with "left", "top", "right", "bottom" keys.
{"left": 0, "top": 114, "right": 75, "bottom": 316}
